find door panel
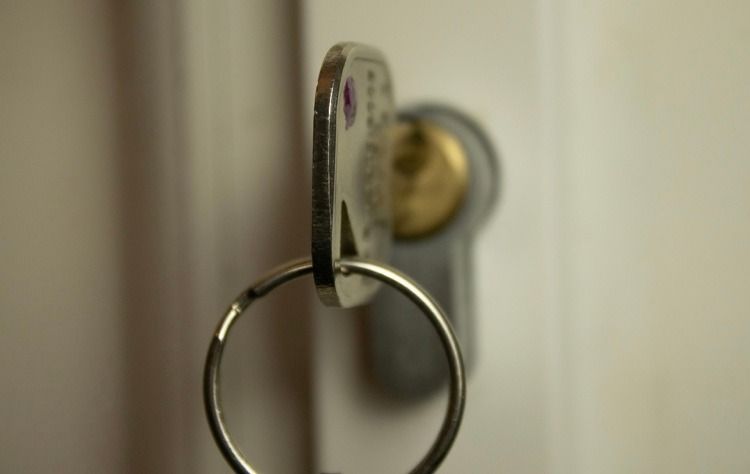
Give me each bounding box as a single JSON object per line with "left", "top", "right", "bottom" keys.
{"left": 303, "top": 1, "right": 750, "bottom": 473}
{"left": 304, "top": 2, "right": 549, "bottom": 473}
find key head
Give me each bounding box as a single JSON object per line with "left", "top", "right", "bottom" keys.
{"left": 312, "top": 43, "right": 395, "bottom": 307}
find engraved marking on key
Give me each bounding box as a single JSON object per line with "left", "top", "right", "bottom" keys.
{"left": 312, "top": 43, "right": 395, "bottom": 307}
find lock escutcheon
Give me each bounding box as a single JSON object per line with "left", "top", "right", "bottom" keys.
{"left": 371, "top": 104, "right": 500, "bottom": 398}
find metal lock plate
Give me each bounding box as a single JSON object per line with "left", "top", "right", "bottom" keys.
{"left": 312, "top": 43, "right": 395, "bottom": 308}
{"left": 370, "top": 104, "right": 500, "bottom": 397}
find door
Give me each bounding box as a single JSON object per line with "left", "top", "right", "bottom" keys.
{"left": 304, "top": 1, "right": 750, "bottom": 473}
{"left": 2, "top": 1, "right": 749, "bottom": 473}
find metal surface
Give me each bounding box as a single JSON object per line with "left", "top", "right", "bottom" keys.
{"left": 392, "top": 119, "right": 469, "bottom": 239}
{"left": 204, "top": 258, "right": 466, "bottom": 474}
{"left": 312, "top": 42, "right": 396, "bottom": 308}
{"left": 370, "top": 105, "right": 500, "bottom": 397}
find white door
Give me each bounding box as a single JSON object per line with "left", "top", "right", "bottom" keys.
{"left": 3, "top": 2, "right": 749, "bottom": 473}
{"left": 304, "top": 1, "right": 750, "bottom": 473}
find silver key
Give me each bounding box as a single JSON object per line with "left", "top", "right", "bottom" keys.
{"left": 312, "top": 43, "right": 396, "bottom": 308}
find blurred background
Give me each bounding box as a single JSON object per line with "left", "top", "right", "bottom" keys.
{"left": 1, "top": 1, "right": 749, "bottom": 473}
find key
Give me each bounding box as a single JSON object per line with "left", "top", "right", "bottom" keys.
{"left": 312, "top": 42, "right": 396, "bottom": 308}
{"left": 205, "top": 43, "right": 469, "bottom": 474}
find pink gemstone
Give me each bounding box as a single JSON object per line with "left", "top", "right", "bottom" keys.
{"left": 343, "top": 76, "right": 357, "bottom": 129}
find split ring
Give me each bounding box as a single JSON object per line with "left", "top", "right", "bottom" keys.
{"left": 203, "top": 257, "right": 465, "bottom": 473}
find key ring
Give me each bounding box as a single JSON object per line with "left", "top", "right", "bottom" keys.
{"left": 204, "top": 257, "right": 466, "bottom": 474}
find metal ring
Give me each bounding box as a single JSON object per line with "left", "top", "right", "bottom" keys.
{"left": 204, "top": 257, "right": 466, "bottom": 474}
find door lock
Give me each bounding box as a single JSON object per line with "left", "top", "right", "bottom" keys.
{"left": 203, "top": 41, "right": 499, "bottom": 473}
{"left": 371, "top": 104, "right": 500, "bottom": 398}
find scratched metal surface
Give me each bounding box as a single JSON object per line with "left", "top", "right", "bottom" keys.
{"left": 312, "top": 42, "right": 395, "bottom": 307}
